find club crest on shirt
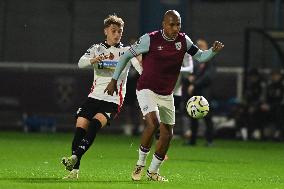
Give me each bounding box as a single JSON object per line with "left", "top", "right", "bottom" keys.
{"left": 109, "top": 52, "right": 114, "bottom": 60}
{"left": 175, "top": 42, "right": 182, "bottom": 50}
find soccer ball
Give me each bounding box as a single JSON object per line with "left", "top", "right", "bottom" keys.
{"left": 186, "top": 96, "right": 209, "bottom": 119}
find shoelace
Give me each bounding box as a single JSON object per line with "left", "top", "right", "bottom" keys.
{"left": 134, "top": 166, "right": 143, "bottom": 174}
{"left": 152, "top": 173, "right": 161, "bottom": 181}
{"left": 148, "top": 172, "right": 166, "bottom": 181}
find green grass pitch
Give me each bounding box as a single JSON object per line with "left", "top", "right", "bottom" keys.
{"left": 0, "top": 132, "right": 283, "bottom": 189}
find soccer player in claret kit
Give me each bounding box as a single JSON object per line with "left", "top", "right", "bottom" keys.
{"left": 105, "top": 10, "right": 224, "bottom": 182}
{"left": 61, "top": 14, "right": 141, "bottom": 179}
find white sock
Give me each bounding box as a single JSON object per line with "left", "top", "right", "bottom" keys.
{"left": 136, "top": 147, "right": 150, "bottom": 166}
{"left": 148, "top": 153, "right": 163, "bottom": 173}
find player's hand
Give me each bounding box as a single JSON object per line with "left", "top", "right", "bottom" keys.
{"left": 104, "top": 78, "right": 118, "bottom": 96}
{"left": 90, "top": 54, "right": 109, "bottom": 64}
{"left": 212, "top": 41, "right": 224, "bottom": 52}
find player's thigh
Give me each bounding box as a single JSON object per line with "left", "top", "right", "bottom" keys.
{"left": 75, "top": 98, "right": 99, "bottom": 129}
{"left": 96, "top": 100, "right": 118, "bottom": 127}
{"left": 76, "top": 98, "right": 98, "bottom": 121}
{"left": 144, "top": 111, "right": 160, "bottom": 128}
{"left": 157, "top": 94, "right": 175, "bottom": 125}
{"left": 158, "top": 106, "right": 175, "bottom": 125}
{"left": 136, "top": 89, "right": 158, "bottom": 116}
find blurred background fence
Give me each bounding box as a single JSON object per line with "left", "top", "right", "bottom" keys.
{"left": 0, "top": 0, "right": 283, "bottom": 65}
{"left": 0, "top": 0, "right": 283, "bottom": 138}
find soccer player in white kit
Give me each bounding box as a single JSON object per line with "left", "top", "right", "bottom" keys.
{"left": 105, "top": 10, "right": 224, "bottom": 182}
{"left": 61, "top": 14, "right": 141, "bottom": 179}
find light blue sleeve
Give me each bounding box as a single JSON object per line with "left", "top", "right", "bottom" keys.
{"left": 112, "top": 34, "right": 150, "bottom": 80}
{"left": 185, "top": 35, "right": 217, "bottom": 63}
{"left": 193, "top": 48, "right": 217, "bottom": 63}
{"left": 128, "top": 34, "right": 150, "bottom": 56}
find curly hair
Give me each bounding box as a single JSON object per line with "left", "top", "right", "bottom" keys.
{"left": 104, "top": 14, "right": 124, "bottom": 28}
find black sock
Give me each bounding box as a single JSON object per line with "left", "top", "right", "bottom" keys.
{"left": 74, "top": 119, "right": 102, "bottom": 160}
{"left": 71, "top": 127, "right": 86, "bottom": 169}
{"left": 72, "top": 127, "right": 87, "bottom": 154}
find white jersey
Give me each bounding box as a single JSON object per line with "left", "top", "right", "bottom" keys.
{"left": 78, "top": 42, "right": 142, "bottom": 106}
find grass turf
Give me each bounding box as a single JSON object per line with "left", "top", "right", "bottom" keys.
{"left": 0, "top": 132, "right": 283, "bottom": 189}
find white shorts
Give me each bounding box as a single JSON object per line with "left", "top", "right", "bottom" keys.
{"left": 136, "top": 89, "right": 175, "bottom": 125}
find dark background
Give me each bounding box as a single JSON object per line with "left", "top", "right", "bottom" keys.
{"left": 0, "top": 0, "right": 283, "bottom": 132}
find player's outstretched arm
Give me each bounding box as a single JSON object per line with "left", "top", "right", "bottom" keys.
{"left": 78, "top": 52, "right": 109, "bottom": 68}
{"left": 186, "top": 35, "right": 224, "bottom": 63}
{"left": 104, "top": 51, "right": 133, "bottom": 96}
{"left": 78, "top": 44, "right": 107, "bottom": 68}
{"left": 192, "top": 41, "right": 224, "bottom": 63}
{"left": 112, "top": 50, "right": 134, "bottom": 80}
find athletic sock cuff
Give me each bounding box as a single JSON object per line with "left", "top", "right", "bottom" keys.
{"left": 139, "top": 145, "right": 150, "bottom": 153}
{"left": 154, "top": 153, "right": 165, "bottom": 161}
{"left": 91, "top": 119, "right": 102, "bottom": 129}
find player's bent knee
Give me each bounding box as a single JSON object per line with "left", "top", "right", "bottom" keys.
{"left": 94, "top": 113, "right": 108, "bottom": 127}
{"left": 76, "top": 117, "right": 90, "bottom": 130}
{"left": 145, "top": 112, "right": 160, "bottom": 128}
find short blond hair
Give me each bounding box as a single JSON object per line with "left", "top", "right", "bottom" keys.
{"left": 104, "top": 14, "right": 124, "bottom": 28}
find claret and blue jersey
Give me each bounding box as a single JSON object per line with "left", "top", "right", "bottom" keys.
{"left": 113, "top": 30, "right": 217, "bottom": 95}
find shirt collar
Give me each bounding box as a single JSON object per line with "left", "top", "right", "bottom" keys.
{"left": 161, "top": 30, "right": 176, "bottom": 41}
{"left": 101, "top": 41, "right": 123, "bottom": 49}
